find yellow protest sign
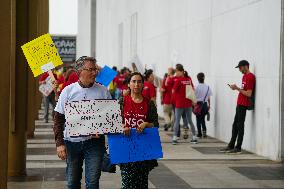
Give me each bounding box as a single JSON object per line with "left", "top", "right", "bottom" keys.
{"left": 21, "top": 33, "right": 63, "bottom": 77}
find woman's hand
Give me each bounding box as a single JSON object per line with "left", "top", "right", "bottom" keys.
{"left": 57, "top": 145, "right": 67, "bottom": 160}
{"left": 137, "top": 122, "right": 148, "bottom": 134}
{"left": 91, "top": 134, "right": 100, "bottom": 139}
{"left": 123, "top": 126, "right": 131, "bottom": 136}
{"left": 122, "top": 89, "right": 130, "bottom": 97}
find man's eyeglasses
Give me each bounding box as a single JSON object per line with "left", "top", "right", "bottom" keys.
{"left": 83, "top": 67, "right": 99, "bottom": 72}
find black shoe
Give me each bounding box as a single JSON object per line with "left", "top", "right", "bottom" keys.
{"left": 202, "top": 131, "right": 207, "bottom": 138}
{"left": 197, "top": 134, "right": 202, "bottom": 138}
{"left": 172, "top": 140, "right": 178, "bottom": 145}
{"left": 219, "top": 147, "right": 233, "bottom": 153}
{"left": 45, "top": 119, "right": 48, "bottom": 123}
{"left": 226, "top": 148, "right": 242, "bottom": 154}
{"left": 190, "top": 139, "right": 198, "bottom": 144}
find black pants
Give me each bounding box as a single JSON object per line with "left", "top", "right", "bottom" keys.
{"left": 196, "top": 102, "right": 208, "bottom": 135}
{"left": 228, "top": 106, "right": 247, "bottom": 150}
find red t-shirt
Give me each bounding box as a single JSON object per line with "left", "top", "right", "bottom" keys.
{"left": 60, "top": 72, "right": 79, "bottom": 93}
{"left": 39, "top": 72, "right": 49, "bottom": 82}
{"left": 123, "top": 96, "right": 149, "bottom": 128}
{"left": 114, "top": 74, "right": 127, "bottom": 90}
{"left": 39, "top": 72, "right": 57, "bottom": 82}
{"left": 161, "top": 77, "right": 173, "bottom": 105}
{"left": 142, "top": 81, "right": 156, "bottom": 100}
{"left": 173, "top": 76, "right": 194, "bottom": 108}
{"left": 166, "top": 76, "right": 178, "bottom": 106}
{"left": 237, "top": 72, "right": 256, "bottom": 107}
{"left": 57, "top": 75, "right": 64, "bottom": 85}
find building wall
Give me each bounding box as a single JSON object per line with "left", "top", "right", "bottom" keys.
{"left": 77, "top": 0, "right": 92, "bottom": 58}
{"left": 94, "top": 0, "right": 282, "bottom": 160}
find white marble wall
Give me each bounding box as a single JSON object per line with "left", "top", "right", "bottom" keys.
{"left": 77, "top": 0, "right": 92, "bottom": 58}
{"left": 92, "top": 0, "right": 282, "bottom": 160}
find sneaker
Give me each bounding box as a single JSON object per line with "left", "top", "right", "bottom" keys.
{"left": 219, "top": 147, "right": 233, "bottom": 153}
{"left": 190, "top": 139, "right": 198, "bottom": 144}
{"left": 197, "top": 134, "right": 202, "bottom": 138}
{"left": 172, "top": 140, "right": 178, "bottom": 145}
{"left": 183, "top": 134, "right": 189, "bottom": 139}
{"left": 226, "top": 148, "right": 242, "bottom": 154}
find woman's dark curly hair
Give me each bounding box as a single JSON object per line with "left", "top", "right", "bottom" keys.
{"left": 144, "top": 69, "right": 153, "bottom": 81}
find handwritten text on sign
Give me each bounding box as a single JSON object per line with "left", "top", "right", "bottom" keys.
{"left": 64, "top": 100, "right": 123, "bottom": 137}
{"left": 21, "top": 33, "right": 63, "bottom": 77}
{"left": 108, "top": 128, "right": 163, "bottom": 164}
{"left": 39, "top": 76, "right": 54, "bottom": 97}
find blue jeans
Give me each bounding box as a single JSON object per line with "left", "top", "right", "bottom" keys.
{"left": 44, "top": 92, "right": 56, "bottom": 122}
{"left": 172, "top": 106, "right": 188, "bottom": 137}
{"left": 174, "top": 108, "right": 196, "bottom": 137}
{"left": 65, "top": 138, "right": 105, "bottom": 189}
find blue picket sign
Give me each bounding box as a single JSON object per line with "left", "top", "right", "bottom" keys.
{"left": 96, "top": 65, "right": 117, "bottom": 87}
{"left": 107, "top": 127, "right": 163, "bottom": 164}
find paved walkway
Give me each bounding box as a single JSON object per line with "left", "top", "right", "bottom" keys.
{"left": 8, "top": 107, "right": 284, "bottom": 189}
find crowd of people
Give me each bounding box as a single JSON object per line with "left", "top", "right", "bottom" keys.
{"left": 38, "top": 56, "right": 255, "bottom": 189}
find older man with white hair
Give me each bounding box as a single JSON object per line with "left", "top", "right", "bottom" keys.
{"left": 53, "top": 56, "right": 111, "bottom": 189}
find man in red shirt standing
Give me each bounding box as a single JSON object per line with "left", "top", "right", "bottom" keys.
{"left": 220, "top": 60, "right": 256, "bottom": 154}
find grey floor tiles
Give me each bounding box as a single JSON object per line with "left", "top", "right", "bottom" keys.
{"left": 231, "top": 166, "right": 284, "bottom": 180}
{"left": 192, "top": 147, "right": 251, "bottom": 155}
{"left": 7, "top": 109, "right": 284, "bottom": 189}
{"left": 150, "top": 163, "right": 192, "bottom": 189}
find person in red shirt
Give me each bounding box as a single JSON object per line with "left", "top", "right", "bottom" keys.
{"left": 119, "top": 72, "right": 159, "bottom": 189}
{"left": 220, "top": 60, "right": 256, "bottom": 154}
{"left": 172, "top": 64, "right": 198, "bottom": 145}
{"left": 166, "top": 72, "right": 187, "bottom": 136}
{"left": 39, "top": 71, "right": 57, "bottom": 123}
{"left": 114, "top": 67, "right": 131, "bottom": 97}
{"left": 161, "top": 68, "right": 175, "bottom": 131}
{"left": 142, "top": 69, "right": 157, "bottom": 104}
{"left": 59, "top": 69, "right": 79, "bottom": 95}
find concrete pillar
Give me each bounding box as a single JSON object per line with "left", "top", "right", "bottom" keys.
{"left": 26, "top": 0, "right": 49, "bottom": 138}
{"left": 8, "top": 0, "right": 29, "bottom": 176}
{"left": 26, "top": 0, "right": 39, "bottom": 138}
{"left": 8, "top": 0, "right": 49, "bottom": 175}
{"left": 77, "top": 0, "right": 96, "bottom": 58}
{"left": 281, "top": 0, "right": 284, "bottom": 161}
{"left": 0, "top": 0, "right": 14, "bottom": 187}
{"left": 36, "top": 0, "right": 49, "bottom": 113}
{"left": 90, "top": 0, "right": 96, "bottom": 57}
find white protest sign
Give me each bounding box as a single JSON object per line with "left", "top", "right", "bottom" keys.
{"left": 64, "top": 99, "right": 123, "bottom": 137}
{"left": 39, "top": 76, "right": 54, "bottom": 96}
{"left": 130, "top": 55, "right": 144, "bottom": 74}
